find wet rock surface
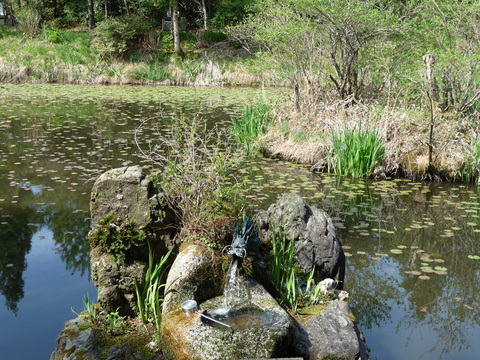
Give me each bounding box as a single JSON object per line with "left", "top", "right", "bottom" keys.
{"left": 162, "top": 276, "right": 294, "bottom": 360}
{"left": 258, "top": 193, "right": 345, "bottom": 286}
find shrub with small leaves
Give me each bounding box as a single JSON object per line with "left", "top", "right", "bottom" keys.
{"left": 16, "top": 8, "right": 41, "bottom": 37}
{"left": 93, "top": 15, "right": 153, "bottom": 59}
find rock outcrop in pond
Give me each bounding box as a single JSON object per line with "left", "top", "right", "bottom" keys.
{"left": 89, "top": 166, "right": 179, "bottom": 315}
{"left": 258, "top": 193, "right": 346, "bottom": 287}
{"left": 51, "top": 166, "right": 368, "bottom": 360}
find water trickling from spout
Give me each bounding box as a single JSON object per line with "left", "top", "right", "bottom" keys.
{"left": 223, "top": 259, "right": 239, "bottom": 310}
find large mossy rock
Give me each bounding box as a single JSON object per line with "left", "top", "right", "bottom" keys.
{"left": 89, "top": 166, "right": 179, "bottom": 316}
{"left": 258, "top": 193, "right": 345, "bottom": 286}
{"left": 292, "top": 300, "right": 370, "bottom": 360}
{"left": 50, "top": 316, "right": 162, "bottom": 360}
{"left": 90, "top": 252, "right": 147, "bottom": 316}
{"left": 162, "top": 242, "right": 223, "bottom": 316}
{"left": 90, "top": 166, "right": 178, "bottom": 249}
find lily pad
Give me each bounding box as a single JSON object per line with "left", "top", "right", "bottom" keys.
{"left": 468, "top": 255, "right": 480, "bottom": 260}
{"left": 390, "top": 249, "right": 403, "bottom": 254}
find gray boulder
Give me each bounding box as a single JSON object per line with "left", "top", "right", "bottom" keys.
{"left": 293, "top": 300, "right": 370, "bottom": 360}
{"left": 90, "top": 165, "right": 178, "bottom": 252}
{"left": 50, "top": 317, "right": 102, "bottom": 360}
{"left": 89, "top": 166, "right": 179, "bottom": 315}
{"left": 258, "top": 194, "right": 345, "bottom": 286}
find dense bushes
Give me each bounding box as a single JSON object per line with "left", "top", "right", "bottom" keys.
{"left": 93, "top": 15, "right": 154, "bottom": 58}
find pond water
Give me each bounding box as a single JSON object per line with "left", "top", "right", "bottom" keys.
{"left": 1, "top": 84, "right": 479, "bottom": 359}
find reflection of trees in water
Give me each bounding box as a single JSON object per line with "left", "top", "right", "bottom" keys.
{"left": 0, "top": 182, "right": 92, "bottom": 314}
{"left": 345, "top": 255, "right": 399, "bottom": 330}
{"left": 329, "top": 181, "right": 480, "bottom": 356}
{"left": 46, "top": 202, "right": 91, "bottom": 278}
{"left": 0, "top": 204, "right": 35, "bottom": 315}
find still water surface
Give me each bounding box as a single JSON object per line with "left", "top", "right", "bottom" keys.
{"left": 0, "top": 84, "right": 479, "bottom": 359}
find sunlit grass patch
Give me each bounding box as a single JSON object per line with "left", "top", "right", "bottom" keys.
{"left": 327, "top": 122, "right": 385, "bottom": 178}
{"left": 231, "top": 98, "right": 272, "bottom": 153}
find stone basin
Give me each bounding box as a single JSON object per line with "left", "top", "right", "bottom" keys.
{"left": 162, "top": 277, "right": 294, "bottom": 360}
{"left": 203, "top": 306, "right": 279, "bottom": 331}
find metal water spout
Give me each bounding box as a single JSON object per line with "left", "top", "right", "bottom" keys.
{"left": 223, "top": 217, "right": 259, "bottom": 259}
{"left": 181, "top": 300, "right": 233, "bottom": 332}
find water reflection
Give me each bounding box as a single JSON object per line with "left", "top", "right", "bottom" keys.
{"left": 1, "top": 84, "right": 479, "bottom": 359}
{"left": 241, "top": 159, "right": 480, "bottom": 359}
{"left": 0, "top": 204, "right": 33, "bottom": 314}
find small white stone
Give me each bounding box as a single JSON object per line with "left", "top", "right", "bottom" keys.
{"left": 319, "top": 278, "right": 336, "bottom": 295}
{"left": 116, "top": 194, "right": 124, "bottom": 200}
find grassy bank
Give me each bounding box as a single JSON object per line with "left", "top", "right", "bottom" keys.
{"left": 261, "top": 101, "right": 480, "bottom": 183}
{"left": 1, "top": 25, "right": 479, "bottom": 183}
{"left": 0, "top": 27, "right": 279, "bottom": 86}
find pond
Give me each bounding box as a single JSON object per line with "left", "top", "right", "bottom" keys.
{"left": 0, "top": 84, "right": 479, "bottom": 360}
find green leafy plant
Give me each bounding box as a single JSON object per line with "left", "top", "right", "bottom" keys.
{"left": 93, "top": 15, "right": 152, "bottom": 59}
{"left": 134, "top": 243, "right": 173, "bottom": 332}
{"left": 463, "top": 137, "right": 480, "bottom": 183}
{"left": 230, "top": 98, "right": 272, "bottom": 153}
{"left": 83, "top": 292, "right": 98, "bottom": 323}
{"left": 44, "top": 27, "right": 64, "bottom": 43}
{"left": 327, "top": 123, "right": 385, "bottom": 178}
{"left": 89, "top": 211, "right": 146, "bottom": 265}
{"left": 108, "top": 309, "right": 125, "bottom": 333}
{"left": 16, "top": 8, "right": 41, "bottom": 37}
{"left": 204, "top": 30, "right": 228, "bottom": 43}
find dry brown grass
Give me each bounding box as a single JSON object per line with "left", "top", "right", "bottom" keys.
{"left": 263, "top": 99, "right": 476, "bottom": 181}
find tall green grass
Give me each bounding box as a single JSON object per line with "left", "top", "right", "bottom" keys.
{"left": 327, "top": 123, "right": 385, "bottom": 178}
{"left": 270, "top": 228, "right": 297, "bottom": 312}
{"left": 134, "top": 243, "right": 173, "bottom": 332}
{"left": 231, "top": 99, "right": 272, "bottom": 152}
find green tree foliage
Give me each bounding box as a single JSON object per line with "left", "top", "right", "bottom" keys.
{"left": 229, "top": 0, "right": 480, "bottom": 113}
{"left": 229, "top": 0, "right": 396, "bottom": 105}
{"left": 93, "top": 14, "right": 153, "bottom": 58}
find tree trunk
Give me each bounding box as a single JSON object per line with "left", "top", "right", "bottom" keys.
{"left": 124, "top": 0, "right": 130, "bottom": 16}
{"left": 105, "top": 0, "right": 108, "bottom": 20}
{"left": 201, "top": 0, "right": 207, "bottom": 30}
{"left": 172, "top": 0, "right": 185, "bottom": 58}
{"left": 2, "top": 1, "right": 7, "bottom": 26}
{"left": 87, "top": 0, "right": 95, "bottom": 37}
{"left": 423, "top": 54, "right": 439, "bottom": 106}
